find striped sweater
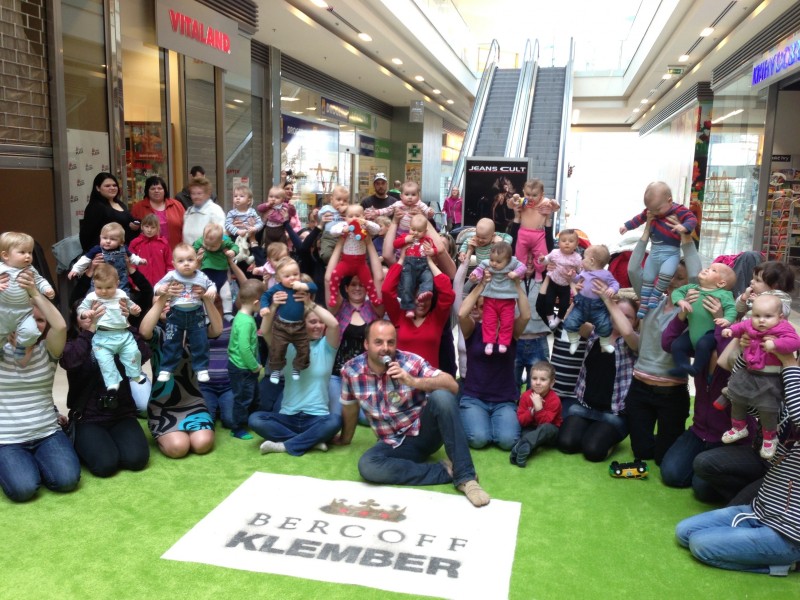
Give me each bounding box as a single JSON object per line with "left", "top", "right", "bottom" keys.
{"left": 751, "top": 366, "right": 800, "bottom": 542}
{"left": 624, "top": 203, "right": 697, "bottom": 247}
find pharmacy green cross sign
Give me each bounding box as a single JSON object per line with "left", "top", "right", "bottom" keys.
{"left": 407, "top": 143, "right": 422, "bottom": 163}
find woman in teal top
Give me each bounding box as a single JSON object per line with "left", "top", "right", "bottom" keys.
{"left": 249, "top": 291, "right": 342, "bottom": 455}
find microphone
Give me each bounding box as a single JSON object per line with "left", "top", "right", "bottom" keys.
{"left": 381, "top": 355, "right": 398, "bottom": 390}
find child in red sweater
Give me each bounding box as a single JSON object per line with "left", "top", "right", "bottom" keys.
{"left": 128, "top": 214, "right": 172, "bottom": 286}
{"left": 510, "top": 361, "right": 562, "bottom": 467}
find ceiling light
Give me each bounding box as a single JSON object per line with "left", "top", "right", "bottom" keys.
{"left": 439, "top": 105, "right": 445, "bottom": 111}
{"left": 700, "top": 27, "right": 714, "bottom": 37}
{"left": 662, "top": 73, "right": 672, "bottom": 80}
{"left": 233, "top": 98, "right": 244, "bottom": 103}
{"left": 311, "top": 0, "right": 328, "bottom": 7}
{"left": 306, "top": 105, "right": 316, "bottom": 110}
{"left": 431, "top": 89, "right": 441, "bottom": 95}
{"left": 291, "top": 111, "right": 303, "bottom": 115}
{"left": 318, "top": 118, "right": 328, "bottom": 122}
{"left": 633, "top": 108, "right": 640, "bottom": 113}
{"left": 678, "top": 54, "right": 690, "bottom": 63}
{"left": 404, "top": 82, "right": 413, "bottom": 91}
{"left": 281, "top": 96, "right": 299, "bottom": 102}
{"left": 358, "top": 32, "right": 372, "bottom": 42}
{"left": 391, "top": 58, "right": 403, "bottom": 65}
{"left": 446, "top": 99, "right": 454, "bottom": 105}
{"left": 424, "top": 95, "right": 431, "bottom": 102}
{"left": 640, "top": 98, "right": 648, "bottom": 104}
{"left": 414, "top": 75, "right": 425, "bottom": 82}
{"left": 711, "top": 108, "right": 744, "bottom": 124}
{"left": 379, "top": 66, "right": 392, "bottom": 76}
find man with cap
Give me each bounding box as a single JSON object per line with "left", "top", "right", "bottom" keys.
{"left": 362, "top": 173, "right": 394, "bottom": 215}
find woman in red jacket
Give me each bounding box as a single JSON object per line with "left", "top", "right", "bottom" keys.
{"left": 130, "top": 176, "right": 185, "bottom": 250}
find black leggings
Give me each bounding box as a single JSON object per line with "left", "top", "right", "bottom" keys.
{"left": 557, "top": 415, "right": 626, "bottom": 462}
{"left": 73, "top": 418, "right": 150, "bottom": 477}
{"left": 535, "top": 280, "right": 571, "bottom": 322}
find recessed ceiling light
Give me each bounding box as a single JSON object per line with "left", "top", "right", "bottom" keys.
{"left": 633, "top": 108, "right": 640, "bottom": 113}
{"left": 358, "top": 32, "right": 372, "bottom": 42}
{"left": 700, "top": 27, "right": 714, "bottom": 37}
{"left": 233, "top": 98, "right": 244, "bottom": 104}
{"left": 431, "top": 89, "right": 441, "bottom": 94}
{"left": 311, "top": 0, "right": 328, "bottom": 7}
{"left": 439, "top": 105, "right": 445, "bottom": 111}
{"left": 446, "top": 99, "right": 454, "bottom": 105}
{"left": 640, "top": 98, "right": 648, "bottom": 104}
{"left": 404, "top": 82, "right": 413, "bottom": 91}
{"left": 678, "top": 54, "right": 690, "bottom": 63}
{"left": 291, "top": 111, "right": 303, "bottom": 115}
{"left": 662, "top": 73, "right": 672, "bottom": 80}
{"left": 391, "top": 58, "right": 403, "bottom": 65}
{"left": 281, "top": 96, "right": 299, "bottom": 102}
{"left": 424, "top": 95, "right": 431, "bottom": 102}
{"left": 414, "top": 75, "right": 425, "bottom": 82}
{"left": 318, "top": 118, "right": 327, "bottom": 122}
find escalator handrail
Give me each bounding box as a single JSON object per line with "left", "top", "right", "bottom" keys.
{"left": 554, "top": 38, "right": 576, "bottom": 232}
{"left": 506, "top": 39, "right": 538, "bottom": 157}
{"left": 451, "top": 39, "right": 500, "bottom": 193}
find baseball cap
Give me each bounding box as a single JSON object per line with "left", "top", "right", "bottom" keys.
{"left": 374, "top": 173, "right": 387, "bottom": 182}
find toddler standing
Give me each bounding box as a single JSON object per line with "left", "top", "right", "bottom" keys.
{"left": 719, "top": 293, "right": 800, "bottom": 459}
{"left": 563, "top": 245, "right": 620, "bottom": 355}
{"left": 535, "top": 228, "right": 583, "bottom": 329}
{"left": 468, "top": 241, "right": 526, "bottom": 355}
{"left": 128, "top": 214, "right": 172, "bottom": 286}
{"left": 69, "top": 222, "right": 146, "bottom": 292}
{"left": 620, "top": 182, "right": 697, "bottom": 319}
{"left": 77, "top": 263, "right": 147, "bottom": 402}
{"left": 259, "top": 259, "right": 317, "bottom": 383}
{"left": 670, "top": 263, "right": 737, "bottom": 376}
{"left": 0, "top": 231, "right": 56, "bottom": 366}
{"left": 228, "top": 279, "right": 265, "bottom": 440}
{"left": 328, "top": 205, "right": 381, "bottom": 306}
{"left": 512, "top": 178, "right": 560, "bottom": 280}
{"left": 509, "top": 361, "right": 563, "bottom": 467}
{"left": 394, "top": 214, "right": 436, "bottom": 319}
{"left": 154, "top": 244, "right": 217, "bottom": 383}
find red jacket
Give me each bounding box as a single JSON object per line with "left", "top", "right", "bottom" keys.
{"left": 129, "top": 234, "right": 173, "bottom": 287}
{"left": 517, "top": 388, "right": 562, "bottom": 428}
{"left": 130, "top": 197, "right": 185, "bottom": 250}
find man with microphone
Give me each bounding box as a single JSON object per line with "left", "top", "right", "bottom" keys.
{"left": 338, "top": 320, "right": 489, "bottom": 507}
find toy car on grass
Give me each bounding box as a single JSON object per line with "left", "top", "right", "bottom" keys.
{"left": 609, "top": 460, "right": 648, "bottom": 479}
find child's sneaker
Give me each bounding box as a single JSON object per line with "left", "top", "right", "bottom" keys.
{"left": 599, "top": 336, "right": 615, "bottom": 354}
{"left": 231, "top": 429, "right": 253, "bottom": 440}
{"left": 269, "top": 370, "right": 281, "bottom": 384}
{"left": 722, "top": 426, "right": 749, "bottom": 444}
{"left": 196, "top": 370, "right": 210, "bottom": 383}
{"left": 566, "top": 331, "right": 581, "bottom": 355}
{"left": 498, "top": 344, "right": 508, "bottom": 354}
{"left": 291, "top": 369, "right": 301, "bottom": 381}
{"left": 760, "top": 438, "right": 777, "bottom": 460}
{"left": 484, "top": 343, "right": 493, "bottom": 355}
{"left": 157, "top": 371, "right": 171, "bottom": 382}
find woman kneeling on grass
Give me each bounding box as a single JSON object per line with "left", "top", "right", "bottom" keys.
{"left": 249, "top": 287, "right": 342, "bottom": 455}
{"left": 138, "top": 280, "right": 221, "bottom": 458}
{"left": 675, "top": 349, "right": 800, "bottom": 576}
{"left": 0, "top": 270, "right": 80, "bottom": 502}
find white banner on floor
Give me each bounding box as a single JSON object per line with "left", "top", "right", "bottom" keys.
{"left": 163, "top": 472, "right": 521, "bottom": 599}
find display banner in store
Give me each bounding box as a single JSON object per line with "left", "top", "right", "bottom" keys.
{"left": 321, "top": 97, "right": 349, "bottom": 123}
{"left": 281, "top": 115, "right": 337, "bottom": 144}
{"left": 463, "top": 158, "right": 530, "bottom": 227}
{"left": 359, "top": 136, "right": 375, "bottom": 157}
{"left": 66, "top": 129, "right": 110, "bottom": 233}
{"left": 155, "top": 0, "right": 240, "bottom": 71}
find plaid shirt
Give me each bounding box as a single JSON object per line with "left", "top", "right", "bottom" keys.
{"left": 574, "top": 334, "right": 636, "bottom": 415}
{"left": 340, "top": 350, "right": 440, "bottom": 447}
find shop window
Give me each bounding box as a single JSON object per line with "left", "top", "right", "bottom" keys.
{"left": 185, "top": 58, "right": 217, "bottom": 192}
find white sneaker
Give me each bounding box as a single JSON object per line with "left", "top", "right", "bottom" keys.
{"left": 260, "top": 440, "right": 286, "bottom": 454}
{"left": 157, "top": 371, "right": 171, "bottom": 382}
{"left": 269, "top": 370, "right": 281, "bottom": 384}
{"left": 196, "top": 370, "right": 210, "bottom": 383}
{"left": 722, "top": 426, "right": 749, "bottom": 444}
{"left": 599, "top": 336, "right": 615, "bottom": 353}
{"left": 760, "top": 438, "right": 777, "bottom": 460}
{"left": 291, "top": 369, "right": 301, "bottom": 381}
{"left": 314, "top": 442, "right": 329, "bottom": 452}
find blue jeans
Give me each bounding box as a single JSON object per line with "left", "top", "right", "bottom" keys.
{"left": 358, "top": 389, "right": 477, "bottom": 487}
{"left": 228, "top": 361, "right": 258, "bottom": 430}
{"left": 660, "top": 429, "right": 722, "bottom": 488}
{"left": 0, "top": 431, "right": 81, "bottom": 502}
{"left": 161, "top": 307, "right": 209, "bottom": 374}
{"left": 459, "top": 396, "right": 520, "bottom": 450}
{"left": 329, "top": 375, "right": 367, "bottom": 424}
{"left": 397, "top": 256, "right": 433, "bottom": 310}
{"left": 514, "top": 337, "right": 550, "bottom": 390}
{"left": 199, "top": 381, "right": 235, "bottom": 429}
{"left": 249, "top": 411, "right": 342, "bottom": 455}
{"left": 643, "top": 244, "right": 680, "bottom": 291}
{"left": 563, "top": 295, "right": 611, "bottom": 337}
{"left": 676, "top": 505, "right": 800, "bottom": 575}
{"left": 567, "top": 403, "right": 628, "bottom": 438}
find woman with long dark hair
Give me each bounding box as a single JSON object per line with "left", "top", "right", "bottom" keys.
{"left": 79, "top": 172, "right": 140, "bottom": 251}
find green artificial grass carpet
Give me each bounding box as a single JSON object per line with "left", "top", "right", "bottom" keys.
{"left": 2, "top": 420, "right": 793, "bottom": 600}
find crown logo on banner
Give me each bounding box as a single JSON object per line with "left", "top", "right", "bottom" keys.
{"left": 320, "top": 498, "right": 407, "bottom": 522}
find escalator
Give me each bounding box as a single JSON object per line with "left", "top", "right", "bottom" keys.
{"left": 472, "top": 68, "right": 522, "bottom": 156}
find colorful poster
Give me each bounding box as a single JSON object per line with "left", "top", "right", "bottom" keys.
{"left": 463, "top": 158, "right": 530, "bottom": 228}
{"left": 66, "top": 129, "right": 110, "bottom": 234}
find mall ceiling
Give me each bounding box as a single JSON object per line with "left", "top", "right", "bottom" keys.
{"left": 253, "top": 0, "right": 793, "bottom": 129}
